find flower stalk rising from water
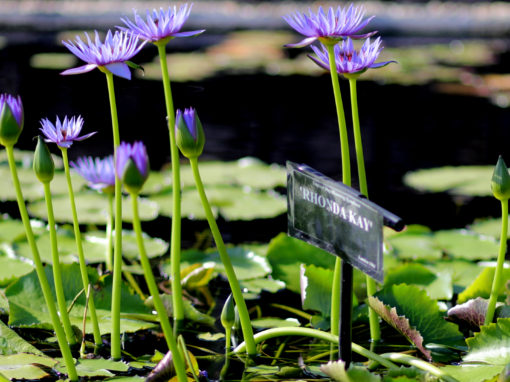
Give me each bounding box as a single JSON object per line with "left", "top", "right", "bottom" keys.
{"left": 175, "top": 108, "right": 257, "bottom": 356}
{"left": 62, "top": 28, "right": 145, "bottom": 359}
{"left": 116, "top": 141, "right": 187, "bottom": 382}
{"left": 40, "top": 115, "right": 103, "bottom": 350}
{"left": 310, "top": 37, "right": 395, "bottom": 343}
{"left": 0, "top": 95, "right": 78, "bottom": 381}
{"left": 486, "top": 156, "right": 510, "bottom": 325}
{"left": 121, "top": 4, "right": 204, "bottom": 328}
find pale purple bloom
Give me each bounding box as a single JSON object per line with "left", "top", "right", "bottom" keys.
{"left": 309, "top": 38, "right": 395, "bottom": 75}
{"left": 61, "top": 30, "right": 146, "bottom": 80}
{"left": 0, "top": 94, "right": 23, "bottom": 127}
{"left": 39, "top": 116, "right": 96, "bottom": 148}
{"left": 71, "top": 155, "right": 115, "bottom": 193}
{"left": 116, "top": 141, "right": 149, "bottom": 180}
{"left": 119, "top": 4, "right": 205, "bottom": 43}
{"left": 283, "top": 4, "right": 375, "bottom": 48}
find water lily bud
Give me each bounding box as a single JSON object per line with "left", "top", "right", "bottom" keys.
{"left": 33, "top": 136, "right": 55, "bottom": 183}
{"left": 220, "top": 294, "right": 236, "bottom": 331}
{"left": 116, "top": 141, "right": 149, "bottom": 195}
{"left": 175, "top": 108, "right": 205, "bottom": 159}
{"left": 492, "top": 156, "right": 510, "bottom": 201}
{"left": 0, "top": 94, "right": 24, "bottom": 146}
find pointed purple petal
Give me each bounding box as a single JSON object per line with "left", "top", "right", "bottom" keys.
{"left": 105, "top": 63, "right": 131, "bottom": 80}
{"left": 74, "top": 131, "right": 98, "bottom": 141}
{"left": 172, "top": 29, "right": 206, "bottom": 38}
{"left": 308, "top": 54, "right": 330, "bottom": 71}
{"left": 60, "top": 64, "right": 98, "bottom": 76}
{"left": 284, "top": 36, "right": 318, "bottom": 48}
{"left": 370, "top": 60, "right": 397, "bottom": 69}
{"left": 350, "top": 31, "right": 378, "bottom": 40}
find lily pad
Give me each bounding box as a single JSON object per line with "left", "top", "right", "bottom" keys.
{"left": 403, "top": 166, "right": 493, "bottom": 196}
{"left": 457, "top": 267, "right": 510, "bottom": 304}
{"left": 171, "top": 246, "right": 271, "bottom": 281}
{"left": 369, "top": 284, "right": 465, "bottom": 360}
{"left": 0, "top": 353, "right": 56, "bottom": 380}
{"left": 434, "top": 230, "right": 499, "bottom": 260}
{"left": 464, "top": 318, "right": 510, "bottom": 364}
{"left": 0, "top": 247, "right": 34, "bottom": 287}
{"left": 56, "top": 358, "right": 130, "bottom": 378}
{"left": 0, "top": 319, "right": 44, "bottom": 355}
{"left": 27, "top": 192, "right": 158, "bottom": 224}
{"left": 470, "top": 217, "right": 509, "bottom": 240}
{"left": 151, "top": 185, "right": 286, "bottom": 221}
{"left": 386, "top": 226, "right": 442, "bottom": 260}
{"left": 447, "top": 297, "right": 487, "bottom": 329}
{"left": 251, "top": 317, "right": 300, "bottom": 329}
{"left": 440, "top": 364, "right": 504, "bottom": 382}
{"left": 5, "top": 264, "right": 155, "bottom": 334}
{"left": 266, "top": 233, "right": 336, "bottom": 293}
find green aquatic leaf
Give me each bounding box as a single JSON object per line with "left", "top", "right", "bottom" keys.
{"left": 5, "top": 264, "right": 155, "bottom": 334}
{"left": 251, "top": 317, "right": 300, "bottom": 329}
{"left": 464, "top": 318, "right": 510, "bottom": 365}
{"left": 386, "top": 226, "right": 442, "bottom": 260}
{"left": 457, "top": 267, "right": 510, "bottom": 304}
{"left": 470, "top": 217, "right": 510, "bottom": 240}
{"left": 172, "top": 246, "right": 271, "bottom": 281}
{"left": 447, "top": 297, "right": 487, "bottom": 329}
{"left": 0, "top": 353, "right": 56, "bottom": 380}
{"left": 0, "top": 219, "right": 29, "bottom": 243}
{"left": 153, "top": 294, "right": 215, "bottom": 327}
{"left": 56, "top": 358, "right": 129, "bottom": 378}
{"left": 440, "top": 364, "right": 504, "bottom": 382}
{"left": 0, "top": 247, "right": 33, "bottom": 287}
{"left": 369, "top": 284, "right": 465, "bottom": 360}
{"left": 434, "top": 229, "right": 499, "bottom": 260}
{"left": 403, "top": 166, "right": 493, "bottom": 196}
{"left": 0, "top": 319, "right": 43, "bottom": 355}
{"left": 320, "top": 360, "right": 380, "bottom": 382}
{"left": 27, "top": 192, "right": 158, "bottom": 224}
{"left": 384, "top": 263, "right": 453, "bottom": 300}
{"left": 266, "top": 233, "right": 336, "bottom": 293}
{"left": 151, "top": 185, "right": 286, "bottom": 221}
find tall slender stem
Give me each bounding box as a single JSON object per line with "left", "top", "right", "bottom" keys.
{"left": 325, "top": 43, "right": 351, "bottom": 338}
{"left": 189, "top": 157, "right": 257, "bottom": 356}
{"left": 5, "top": 144, "right": 78, "bottom": 381}
{"left": 104, "top": 70, "right": 124, "bottom": 360}
{"left": 131, "top": 194, "right": 187, "bottom": 382}
{"left": 156, "top": 42, "right": 184, "bottom": 325}
{"left": 486, "top": 199, "right": 509, "bottom": 324}
{"left": 106, "top": 192, "right": 114, "bottom": 271}
{"left": 43, "top": 182, "right": 76, "bottom": 345}
{"left": 61, "top": 148, "right": 102, "bottom": 349}
{"left": 349, "top": 78, "right": 380, "bottom": 342}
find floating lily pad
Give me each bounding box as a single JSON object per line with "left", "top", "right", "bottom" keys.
{"left": 170, "top": 246, "right": 271, "bottom": 281}
{"left": 369, "top": 284, "right": 465, "bottom": 360}
{"left": 386, "top": 225, "right": 442, "bottom": 260}
{"left": 56, "top": 358, "right": 129, "bottom": 378}
{"left": 457, "top": 267, "right": 510, "bottom": 304}
{"left": 30, "top": 52, "right": 76, "bottom": 70}
{"left": 464, "top": 318, "right": 510, "bottom": 364}
{"left": 0, "top": 248, "right": 33, "bottom": 287}
{"left": 251, "top": 317, "right": 300, "bottom": 329}
{"left": 447, "top": 297, "right": 487, "bottom": 329}
{"left": 27, "top": 192, "right": 158, "bottom": 224}
{"left": 0, "top": 353, "right": 56, "bottom": 380}
{"left": 0, "top": 319, "right": 43, "bottom": 356}
{"left": 470, "top": 217, "right": 509, "bottom": 239}
{"left": 301, "top": 264, "right": 335, "bottom": 319}
{"left": 266, "top": 233, "right": 335, "bottom": 293}
{"left": 147, "top": 294, "right": 215, "bottom": 327}
{"left": 320, "top": 361, "right": 380, "bottom": 382}
{"left": 440, "top": 364, "right": 504, "bottom": 382}
{"left": 0, "top": 149, "right": 63, "bottom": 169}
{"left": 151, "top": 185, "right": 286, "bottom": 221}
{"left": 5, "top": 264, "right": 155, "bottom": 334}
{"left": 0, "top": 219, "right": 30, "bottom": 243}
{"left": 434, "top": 230, "right": 499, "bottom": 260}
{"left": 403, "top": 166, "right": 492, "bottom": 196}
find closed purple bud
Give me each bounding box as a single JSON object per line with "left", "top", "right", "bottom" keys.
{"left": 116, "top": 141, "right": 150, "bottom": 194}
{"left": 175, "top": 107, "right": 205, "bottom": 158}
{"left": 0, "top": 94, "right": 24, "bottom": 146}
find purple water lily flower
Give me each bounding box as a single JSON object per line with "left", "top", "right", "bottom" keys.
{"left": 0, "top": 94, "right": 24, "bottom": 146}
{"left": 309, "top": 37, "right": 395, "bottom": 76}
{"left": 283, "top": 4, "right": 375, "bottom": 48}
{"left": 61, "top": 30, "right": 146, "bottom": 80}
{"left": 119, "top": 4, "right": 205, "bottom": 43}
{"left": 71, "top": 155, "right": 116, "bottom": 193}
{"left": 116, "top": 141, "right": 149, "bottom": 193}
{"left": 39, "top": 116, "right": 96, "bottom": 148}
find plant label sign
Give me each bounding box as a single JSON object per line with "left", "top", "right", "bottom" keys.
{"left": 287, "top": 162, "right": 404, "bottom": 283}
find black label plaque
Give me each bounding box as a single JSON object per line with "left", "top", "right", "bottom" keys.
{"left": 287, "top": 162, "right": 396, "bottom": 283}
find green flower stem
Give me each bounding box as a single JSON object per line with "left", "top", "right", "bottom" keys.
{"left": 189, "top": 157, "right": 257, "bottom": 356}
{"left": 380, "top": 353, "right": 459, "bottom": 382}
{"left": 486, "top": 199, "right": 509, "bottom": 324}
{"left": 61, "top": 148, "right": 102, "bottom": 349}
{"left": 232, "top": 327, "right": 398, "bottom": 371}
{"left": 156, "top": 41, "right": 184, "bottom": 325}
{"left": 5, "top": 144, "right": 78, "bottom": 381}
{"left": 106, "top": 193, "right": 114, "bottom": 271}
{"left": 43, "top": 182, "right": 76, "bottom": 345}
{"left": 348, "top": 78, "right": 380, "bottom": 343}
{"left": 130, "top": 193, "right": 187, "bottom": 382}
{"left": 103, "top": 69, "right": 124, "bottom": 360}
{"left": 326, "top": 43, "right": 352, "bottom": 337}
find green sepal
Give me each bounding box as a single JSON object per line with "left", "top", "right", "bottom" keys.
{"left": 175, "top": 113, "right": 205, "bottom": 159}
{"left": 33, "top": 136, "right": 54, "bottom": 183}
{"left": 122, "top": 158, "right": 148, "bottom": 195}
{"left": 0, "top": 103, "right": 23, "bottom": 147}
{"left": 492, "top": 156, "right": 510, "bottom": 200}
{"left": 126, "top": 61, "right": 144, "bottom": 75}
{"left": 220, "top": 293, "right": 236, "bottom": 331}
